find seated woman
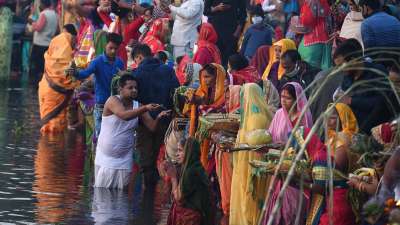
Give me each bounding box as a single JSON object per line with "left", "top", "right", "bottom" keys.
{"left": 228, "top": 54, "right": 260, "bottom": 85}
{"left": 187, "top": 64, "right": 227, "bottom": 168}
{"left": 269, "top": 82, "right": 313, "bottom": 144}
{"left": 262, "top": 39, "right": 296, "bottom": 89}
{"left": 230, "top": 83, "right": 273, "bottom": 225}
{"left": 317, "top": 103, "right": 358, "bottom": 225}
{"left": 94, "top": 74, "right": 170, "bottom": 189}
{"left": 193, "top": 23, "right": 222, "bottom": 66}
{"left": 164, "top": 137, "right": 214, "bottom": 225}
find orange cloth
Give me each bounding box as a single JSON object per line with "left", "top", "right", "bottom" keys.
{"left": 262, "top": 39, "right": 297, "bottom": 80}
{"left": 38, "top": 32, "right": 79, "bottom": 133}
{"left": 189, "top": 63, "right": 226, "bottom": 168}
{"left": 216, "top": 150, "right": 233, "bottom": 215}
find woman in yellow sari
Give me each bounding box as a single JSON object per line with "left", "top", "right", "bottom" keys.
{"left": 229, "top": 83, "right": 273, "bottom": 225}
{"left": 262, "top": 39, "right": 297, "bottom": 88}
{"left": 188, "top": 63, "right": 227, "bottom": 168}
{"left": 316, "top": 103, "right": 358, "bottom": 225}
{"left": 38, "top": 29, "right": 79, "bottom": 133}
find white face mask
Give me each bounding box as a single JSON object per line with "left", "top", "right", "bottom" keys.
{"left": 252, "top": 16, "right": 263, "bottom": 24}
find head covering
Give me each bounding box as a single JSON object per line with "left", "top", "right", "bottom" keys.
{"left": 250, "top": 45, "right": 271, "bottom": 76}
{"left": 44, "top": 32, "right": 78, "bottom": 89}
{"left": 143, "top": 18, "right": 169, "bottom": 54}
{"left": 227, "top": 85, "right": 242, "bottom": 113}
{"left": 189, "top": 63, "right": 227, "bottom": 136}
{"left": 185, "top": 63, "right": 202, "bottom": 88}
{"left": 262, "top": 39, "right": 297, "bottom": 80}
{"left": 176, "top": 55, "right": 191, "bottom": 85}
{"left": 231, "top": 65, "right": 260, "bottom": 85}
{"left": 329, "top": 103, "right": 359, "bottom": 139}
{"left": 237, "top": 83, "right": 273, "bottom": 144}
{"left": 179, "top": 138, "right": 213, "bottom": 224}
{"left": 268, "top": 82, "right": 313, "bottom": 143}
{"left": 193, "top": 23, "right": 222, "bottom": 65}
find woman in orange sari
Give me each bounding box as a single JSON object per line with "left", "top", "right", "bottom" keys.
{"left": 38, "top": 29, "right": 80, "bottom": 134}
{"left": 142, "top": 18, "right": 170, "bottom": 54}
{"left": 193, "top": 23, "right": 222, "bottom": 66}
{"left": 187, "top": 63, "right": 227, "bottom": 168}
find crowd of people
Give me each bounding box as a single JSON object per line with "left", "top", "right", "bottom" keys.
{"left": 1, "top": 0, "right": 400, "bottom": 224}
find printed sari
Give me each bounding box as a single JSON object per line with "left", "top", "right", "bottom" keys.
{"left": 38, "top": 32, "right": 80, "bottom": 133}
{"left": 230, "top": 83, "right": 273, "bottom": 225}
{"left": 231, "top": 65, "right": 261, "bottom": 85}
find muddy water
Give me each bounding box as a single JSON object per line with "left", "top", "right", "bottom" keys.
{"left": 0, "top": 78, "right": 170, "bottom": 224}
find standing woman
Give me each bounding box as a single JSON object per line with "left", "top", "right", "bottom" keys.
{"left": 317, "top": 103, "right": 358, "bottom": 225}
{"left": 230, "top": 83, "right": 273, "bottom": 225}
{"left": 193, "top": 23, "right": 222, "bottom": 66}
{"left": 187, "top": 64, "right": 227, "bottom": 168}
{"left": 0, "top": 2, "right": 13, "bottom": 79}
{"left": 297, "top": 0, "right": 332, "bottom": 70}
{"left": 268, "top": 82, "right": 313, "bottom": 144}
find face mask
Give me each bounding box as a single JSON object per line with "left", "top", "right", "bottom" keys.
{"left": 252, "top": 16, "right": 263, "bottom": 24}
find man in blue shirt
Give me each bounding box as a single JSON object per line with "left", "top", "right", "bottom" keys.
{"left": 359, "top": 0, "right": 400, "bottom": 54}
{"left": 69, "top": 33, "right": 124, "bottom": 137}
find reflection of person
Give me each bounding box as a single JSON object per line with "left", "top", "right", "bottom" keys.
{"left": 34, "top": 134, "right": 84, "bottom": 224}
{"left": 94, "top": 74, "right": 170, "bottom": 189}
{"left": 38, "top": 26, "right": 79, "bottom": 134}
{"left": 91, "top": 188, "right": 130, "bottom": 225}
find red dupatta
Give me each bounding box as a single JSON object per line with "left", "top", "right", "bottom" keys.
{"left": 193, "top": 23, "right": 222, "bottom": 65}
{"left": 176, "top": 55, "right": 191, "bottom": 85}
{"left": 231, "top": 65, "right": 261, "bottom": 85}
{"left": 143, "top": 18, "right": 169, "bottom": 54}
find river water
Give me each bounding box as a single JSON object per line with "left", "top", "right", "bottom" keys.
{"left": 0, "top": 77, "right": 170, "bottom": 224}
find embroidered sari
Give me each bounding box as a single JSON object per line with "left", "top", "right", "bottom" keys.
{"left": 230, "top": 83, "right": 273, "bottom": 225}
{"left": 38, "top": 32, "right": 80, "bottom": 133}
{"left": 193, "top": 23, "right": 222, "bottom": 66}
{"left": 262, "top": 39, "right": 297, "bottom": 81}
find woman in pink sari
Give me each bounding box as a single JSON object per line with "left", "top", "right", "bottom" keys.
{"left": 268, "top": 82, "right": 313, "bottom": 144}
{"left": 263, "top": 82, "right": 313, "bottom": 225}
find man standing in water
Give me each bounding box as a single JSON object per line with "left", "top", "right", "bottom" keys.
{"left": 67, "top": 33, "right": 124, "bottom": 138}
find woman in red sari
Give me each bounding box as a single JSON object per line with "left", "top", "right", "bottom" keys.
{"left": 143, "top": 18, "right": 170, "bottom": 54}
{"left": 228, "top": 54, "right": 260, "bottom": 85}
{"left": 193, "top": 23, "right": 222, "bottom": 66}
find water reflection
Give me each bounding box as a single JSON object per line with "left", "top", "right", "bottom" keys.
{"left": 0, "top": 78, "right": 171, "bottom": 224}
{"left": 33, "top": 132, "right": 85, "bottom": 224}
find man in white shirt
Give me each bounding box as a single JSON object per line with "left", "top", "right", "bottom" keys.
{"left": 169, "top": 0, "right": 204, "bottom": 58}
